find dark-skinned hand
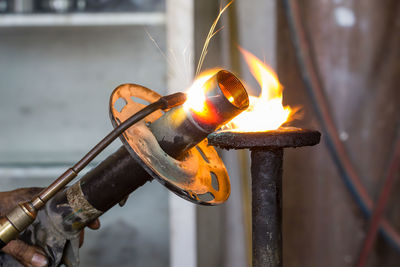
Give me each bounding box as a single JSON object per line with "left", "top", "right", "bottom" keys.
{"left": 0, "top": 188, "right": 100, "bottom": 267}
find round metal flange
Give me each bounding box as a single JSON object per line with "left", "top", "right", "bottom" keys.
{"left": 109, "top": 84, "right": 230, "bottom": 205}
{"left": 208, "top": 127, "right": 321, "bottom": 149}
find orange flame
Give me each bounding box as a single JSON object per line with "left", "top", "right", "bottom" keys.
{"left": 223, "top": 48, "right": 293, "bottom": 132}
{"left": 183, "top": 49, "right": 294, "bottom": 132}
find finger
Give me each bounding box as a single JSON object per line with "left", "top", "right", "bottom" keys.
{"left": 79, "top": 230, "right": 85, "bottom": 248}
{"left": 119, "top": 195, "right": 129, "bottom": 207}
{"left": 79, "top": 219, "right": 100, "bottom": 248}
{"left": 2, "top": 240, "right": 48, "bottom": 267}
{"left": 87, "top": 219, "right": 100, "bottom": 230}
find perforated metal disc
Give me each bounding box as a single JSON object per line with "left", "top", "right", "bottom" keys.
{"left": 109, "top": 84, "right": 230, "bottom": 205}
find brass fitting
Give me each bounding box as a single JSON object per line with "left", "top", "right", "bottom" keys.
{"left": 0, "top": 217, "right": 19, "bottom": 247}
{"left": 0, "top": 202, "right": 37, "bottom": 248}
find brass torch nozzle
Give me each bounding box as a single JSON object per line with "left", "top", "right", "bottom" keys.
{"left": 0, "top": 202, "right": 37, "bottom": 249}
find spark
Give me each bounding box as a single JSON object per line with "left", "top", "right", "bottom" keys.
{"left": 195, "top": 1, "right": 233, "bottom": 77}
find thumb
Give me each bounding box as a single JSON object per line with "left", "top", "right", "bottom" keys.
{"left": 2, "top": 239, "right": 48, "bottom": 267}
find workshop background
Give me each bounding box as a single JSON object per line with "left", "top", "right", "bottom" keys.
{"left": 0, "top": 0, "right": 399, "bottom": 267}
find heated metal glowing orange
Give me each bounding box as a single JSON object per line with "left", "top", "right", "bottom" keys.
{"left": 184, "top": 68, "right": 221, "bottom": 114}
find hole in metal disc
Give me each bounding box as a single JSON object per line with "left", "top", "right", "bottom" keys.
{"left": 197, "top": 192, "right": 215, "bottom": 202}
{"left": 210, "top": 171, "right": 219, "bottom": 191}
{"left": 131, "top": 96, "right": 150, "bottom": 106}
{"left": 195, "top": 146, "right": 210, "bottom": 163}
{"left": 114, "top": 98, "right": 127, "bottom": 112}
{"left": 188, "top": 191, "right": 199, "bottom": 201}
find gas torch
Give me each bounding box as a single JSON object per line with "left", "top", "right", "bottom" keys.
{"left": 0, "top": 70, "right": 249, "bottom": 266}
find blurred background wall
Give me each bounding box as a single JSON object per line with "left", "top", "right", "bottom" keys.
{"left": 0, "top": 2, "right": 170, "bottom": 266}
{"left": 0, "top": 0, "right": 399, "bottom": 266}
{"left": 277, "top": 1, "right": 399, "bottom": 266}
{"left": 198, "top": 0, "right": 400, "bottom": 266}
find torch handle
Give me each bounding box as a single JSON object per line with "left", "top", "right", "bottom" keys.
{"left": 0, "top": 92, "right": 187, "bottom": 249}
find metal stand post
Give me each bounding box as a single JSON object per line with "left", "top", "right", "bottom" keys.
{"left": 208, "top": 127, "right": 321, "bottom": 267}
{"left": 251, "top": 148, "right": 283, "bottom": 267}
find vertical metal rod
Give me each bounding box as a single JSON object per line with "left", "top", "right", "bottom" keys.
{"left": 251, "top": 148, "right": 283, "bottom": 267}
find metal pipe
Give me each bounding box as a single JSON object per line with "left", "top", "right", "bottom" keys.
{"left": 251, "top": 148, "right": 283, "bottom": 267}
{"left": 46, "top": 146, "right": 150, "bottom": 235}
{"left": 150, "top": 70, "right": 248, "bottom": 158}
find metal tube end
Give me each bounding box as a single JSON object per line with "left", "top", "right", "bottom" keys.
{"left": 189, "top": 70, "right": 249, "bottom": 132}
{"left": 216, "top": 70, "right": 249, "bottom": 111}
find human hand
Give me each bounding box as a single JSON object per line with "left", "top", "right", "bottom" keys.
{"left": 0, "top": 187, "right": 100, "bottom": 267}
